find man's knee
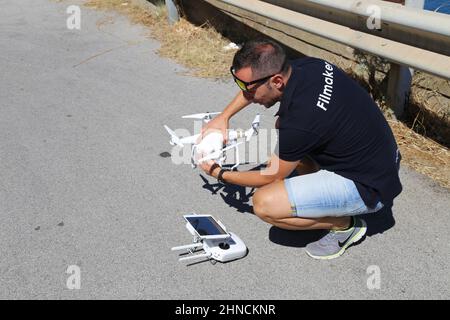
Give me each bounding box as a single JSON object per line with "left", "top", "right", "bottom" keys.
{"left": 252, "top": 188, "right": 275, "bottom": 222}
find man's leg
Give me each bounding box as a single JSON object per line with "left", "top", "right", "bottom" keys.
{"left": 254, "top": 158, "right": 344, "bottom": 231}
{"left": 251, "top": 171, "right": 381, "bottom": 259}
{"left": 252, "top": 180, "right": 351, "bottom": 231}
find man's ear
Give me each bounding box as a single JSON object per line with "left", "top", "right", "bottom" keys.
{"left": 271, "top": 75, "right": 284, "bottom": 90}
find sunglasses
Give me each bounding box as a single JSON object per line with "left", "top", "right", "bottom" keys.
{"left": 230, "top": 60, "right": 287, "bottom": 92}
{"left": 230, "top": 67, "right": 277, "bottom": 92}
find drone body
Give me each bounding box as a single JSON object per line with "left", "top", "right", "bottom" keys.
{"left": 164, "top": 112, "right": 260, "bottom": 170}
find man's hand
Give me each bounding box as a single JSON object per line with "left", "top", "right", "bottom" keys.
{"left": 198, "top": 114, "right": 229, "bottom": 144}
{"left": 199, "top": 159, "right": 221, "bottom": 178}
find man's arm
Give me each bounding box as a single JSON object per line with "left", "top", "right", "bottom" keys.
{"left": 199, "top": 91, "right": 251, "bottom": 143}
{"left": 220, "top": 91, "right": 252, "bottom": 119}
{"left": 201, "top": 154, "right": 300, "bottom": 188}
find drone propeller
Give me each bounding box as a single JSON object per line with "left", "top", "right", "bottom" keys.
{"left": 164, "top": 125, "right": 184, "bottom": 147}
{"left": 182, "top": 112, "right": 221, "bottom": 121}
{"left": 245, "top": 113, "right": 261, "bottom": 141}
{"left": 197, "top": 142, "right": 244, "bottom": 163}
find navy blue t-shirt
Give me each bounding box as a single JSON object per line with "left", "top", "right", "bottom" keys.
{"left": 276, "top": 58, "right": 402, "bottom": 208}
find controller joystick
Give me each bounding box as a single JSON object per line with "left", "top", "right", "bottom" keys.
{"left": 219, "top": 242, "right": 230, "bottom": 250}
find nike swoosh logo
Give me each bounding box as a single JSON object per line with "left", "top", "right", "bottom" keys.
{"left": 338, "top": 233, "right": 354, "bottom": 247}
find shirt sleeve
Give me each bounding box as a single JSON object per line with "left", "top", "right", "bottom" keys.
{"left": 275, "top": 128, "right": 322, "bottom": 162}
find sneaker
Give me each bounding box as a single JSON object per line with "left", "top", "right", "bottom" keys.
{"left": 305, "top": 217, "right": 367, "bottom": 260}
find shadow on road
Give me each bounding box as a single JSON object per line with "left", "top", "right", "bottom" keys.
{"left": 199, "top": 163, "right": 274, "bottom": 215}
{"left": 199, "top": 174, "right": 255, "bottom": 214}
{"left": 269, "top": 228, "right": 325, "bottom": 248}
{"left": 364, "top": 205, "right": 396, "bottom": 237}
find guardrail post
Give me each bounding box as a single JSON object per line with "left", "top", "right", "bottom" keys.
{"left": 385, "top": 0, "right": 424, "bottom": 118}
{"left": 386, "top": 64, "right": 413, "bottom": 118}
{"left": 166, "top": 0, "right": 180, "bottom": 25}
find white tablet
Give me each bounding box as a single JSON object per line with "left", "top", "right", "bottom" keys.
{"left": 183, "top": 214, "right": 230, "bottom": 240}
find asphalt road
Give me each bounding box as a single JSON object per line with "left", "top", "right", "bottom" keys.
{"left": 0, "top": 0, "right": 449, "bottom": 300}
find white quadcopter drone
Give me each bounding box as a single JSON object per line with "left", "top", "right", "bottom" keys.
{"left": 164, "top": 112, "right": 260, "bottom": 170}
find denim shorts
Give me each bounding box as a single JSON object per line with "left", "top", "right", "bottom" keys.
{"left": 284, "top": 170, "right": 384, "bottom": 218}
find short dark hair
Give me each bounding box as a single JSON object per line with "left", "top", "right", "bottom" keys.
{"left": 232, "top": 39, "right": 288, "bottom": 78}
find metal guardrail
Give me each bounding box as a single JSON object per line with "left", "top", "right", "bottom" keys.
{"left": 258, "top": 0, "right": 450, "bottom": 56}
{"left": 308, "top": 0, "right": 450, "bottom": 37}
{"left": 216, "top": 0, "right": 450, "bottom": 80}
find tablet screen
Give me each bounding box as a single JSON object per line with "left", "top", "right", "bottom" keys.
{"left": 185, "top": 216, "right": 227, "bottom": 236}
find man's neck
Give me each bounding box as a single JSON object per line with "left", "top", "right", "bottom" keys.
{"left": 283, "top": 66, "right": 292, "bottom": 88}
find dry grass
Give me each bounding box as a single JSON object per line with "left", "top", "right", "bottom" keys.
{"left": 84, "top": 0, "right": 236, "bottom": 78}
{"left": 83, "top": 0, "right": 450, "bottom": 190}
{"left": 409, "top": 87, "right": 450, "bottom": 145}
{"left": 153, "top": 19, "right": 236, "bottom": 78}
{"left": 85, "top": 0, "right": 160, "bottom": 25}
{"left": 389, "top": 118, "right": 450, "bottom": 189}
